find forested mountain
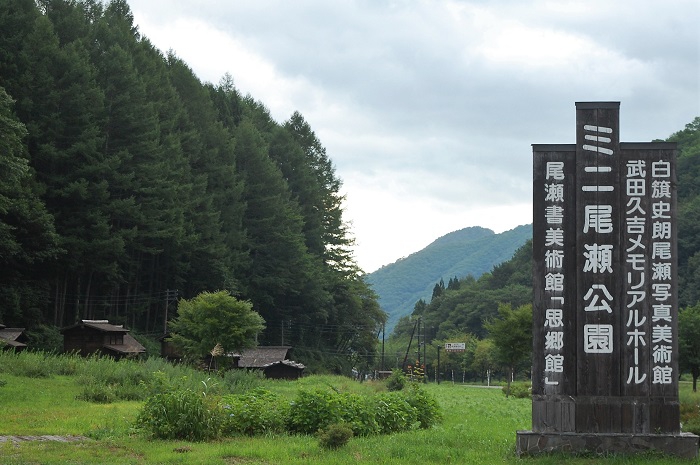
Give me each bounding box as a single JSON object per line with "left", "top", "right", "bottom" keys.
{"left": 0, "top": 0, "right": 384, "bottom": 370}
{"left": 367, "top": 224, "right": 532, "bottom": 334}
{"left": 387, "top": 116, "right": 700, "bottom": 360}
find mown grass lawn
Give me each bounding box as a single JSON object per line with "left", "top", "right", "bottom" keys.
{"left": 1, "top": 371, "right": 699, "bottom": 464}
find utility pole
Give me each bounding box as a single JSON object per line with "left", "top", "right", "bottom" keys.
{"left": 416, "top": 317, "right": 421, "bottom": 366}
{"left": 401, "top": 318, "right": 419, "bottom": 371}
{"left": 381, "top": 323, "right": 385, "bottom": 371}
{"left": 163, "top": 289, "right": 178, "bottom": 335}
{"left": 423, "top": 323, "right": 427, "bottom": 383}
{"left": 437, "top": 345, "right": 442, "bottom": 384}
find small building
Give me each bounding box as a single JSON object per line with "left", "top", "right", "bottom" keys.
{"left": 233, "top": 346, "right": 305, "bottom": 380}
{"left": 159, "top": 332, "right": 181, "bottom": 361}
{"left": 0, "top": 324, "right": 28, "bottom": 351}
{"left": 61, "top": 320, "right": 145, "bottom": 359}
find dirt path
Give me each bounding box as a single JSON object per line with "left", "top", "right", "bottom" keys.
{"left": 0, "top": 435, "right": 89, "bottom": 445}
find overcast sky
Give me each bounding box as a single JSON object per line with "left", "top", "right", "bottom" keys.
{"left": 128, "top": 0, "right": 699, "bottom": 273}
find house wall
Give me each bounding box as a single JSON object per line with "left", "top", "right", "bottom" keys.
{"left": 63, "top": 327, "right": 108, "bottom": 356}
{"left": 263, "top": 364, "right": 303, "bottom": 380}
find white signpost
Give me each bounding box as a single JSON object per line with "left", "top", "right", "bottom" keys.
{"left": 444, "top": 342, "right": 465, "bottom": 352}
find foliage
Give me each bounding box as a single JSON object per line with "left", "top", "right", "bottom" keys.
{"left": 136, "top": 388, "right": 221, "bottom": 441}
{"left": 0, "top": 350, "right": 230, "bottom": 403}
{"left": 680, "top": 393, "right": 700, "bottom": 435}
{"left": 317, "top": 422, "right": 353, "bottom": 450}
{"left": 679, "top": 303, "right": 700, "bottom": 392}
{"left": 220, "top": 388, "right": 288, "bottom": 436}
{"left": 484, "top": 303, "right": 533, "bottom": 396}
{"left": 0, "top": 0, "right": 382, "bottom": 373}
{"left": 221, "top": 368, "right": 265, "bottom": 394}
{"left": 0, "top": 85, "right": 60, "bottom": 325}
{"left": 7, "top": 353, "right": 700, "bottom": 464}
{"left": 404, "top": 383, "right": 443, "bottom": 428}
{"left": 287, "top": 388, "right": 344, "bottom": 434}
{"left": 336, "top": 392, "right": 380, "bottom": 436}
{"left": 374, "top": 390, "right": 419, "bottom": 434}
{"left": 169, "top": 291, "right": 265, "bottom": 361}
{"left": 25, "top": 324, "right": 63, "bottom": 352}
{"left": 471, "top": 338, "right": 497, "bottom": 382}
{"left": 502, "top": 381, "right": 531, "bottom": 398}
{"left": 286, "top": 384, "right": 441, "bottom": 437}
{"left": 385, "top": 368, "right": 407, "bottom": 391}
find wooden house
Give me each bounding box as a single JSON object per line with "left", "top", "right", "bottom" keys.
{"left": 233, "top": 346, "right": 305, "bottom": 380}
{"left": 0, "top": 324, "right": 28, "bottom": 351}
{"left": 159, "top": 332, "right": 181, "bottom": 361}
{"left": 61, "top": 320, "right": 145, "bottom": 359}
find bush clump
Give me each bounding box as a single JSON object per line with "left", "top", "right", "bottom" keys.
{"left": 375, "top": 391, "right": 418, "bottom": 434}
{"left": 405, "top": 383, "right": 443, "bottom": 428}
{"left": 287, "top": 389, "right": 343, "bottom": 434}
{"left": 385, "top": 369, "right": 407, "bottom": 391}
{"left": 288, "top": 384, "right": 442, "bottom": 437}
{"left": 220, "top": 388, "right": 288, "bottom": 436}
{"left": 681, "top": 400, "right": 700, "bottom": 435}
{"left": 136, "top": 388, "right": 220, "bottom": 441}
{"left": 337, "top": 392, "right": 380, "bottom": 436}
{"left": 317, "top": 423, "right": 353, "bottom": 450}
{"left": 502, "top": 381, "right": 531, "bottom": 398}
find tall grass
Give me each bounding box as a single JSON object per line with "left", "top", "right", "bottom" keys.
{"left": 0, "top": 350, "right": 263, "bottom": 403}
{"left": 1, "top": 352, "right": 699, "bottom": 464}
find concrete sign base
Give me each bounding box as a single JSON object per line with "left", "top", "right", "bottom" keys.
{"left": 516, "top": 430, "right": 699, "bottom": 459}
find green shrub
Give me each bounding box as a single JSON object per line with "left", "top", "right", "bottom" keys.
{"left": 222, "top": 369, "right": 264, "bottom": 394}
{"left": 337, "top": 393, "right": 379, "bottom": 436}
{"left": 317, "top": 423, "right": 353, "bottom": 450}
{"left": 136, "top": 388, "right": 221, "bottom": 441}
{"left": 287, "top": 389, "right": 343, "bottom": 434}
{"left": 26, "top": 325, "right": 63, "bottom": 352}
{"left": 287, "top": 384, "right": 441, "bottom": 437}
{"left": 76, "top": 380, "right": 117, "bottom": 403}
{"left": 385, "top": 369, "right": 407, "bottom": 391}
{"left": 681, "top": 399, "right": 700, "bottom": 435}
{"left": 404, "top": 383, "right": 442, "bottom": 428}
{"left": 220, "top": 388, "right": 288, "bottom": 436}
{"left": 374, "top": 391, "right": 418, "bottom": 434}
{"left": 683, "top": 416, "right": 700, "bottom": 435}
{"left": 502, "top": 381, "right": 531, "bottom": 398}
{"left": 0, "top": 351, "right": 52, "bottom": 378}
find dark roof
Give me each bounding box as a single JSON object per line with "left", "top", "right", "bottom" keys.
{"left": 102, "top": 334, "right": 146, "bottom": 355}
{"left": 61, "top": 320, "right": 129, "bottom": 334}
{"left": 237, "top": 346, "right": 292, "bottom": 368}
{"left": 0, "top": 327, "right": 28, "bottom": 348}
{"left": 263, "top": 359, "right": 305, "bottom": 370}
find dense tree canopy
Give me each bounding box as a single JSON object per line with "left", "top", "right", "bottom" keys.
{"left": 0, "top": 0, "right": 384, "bottom": 372}
{"left": 484, "top": 303, "right": 532, "bottom": 395}
{"left": 169, "top": 291, "right": 265, "bottom": 361}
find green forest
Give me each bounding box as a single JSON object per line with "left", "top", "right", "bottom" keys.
{"left": 1, "top": 0, "right": 698, "bottom": 379}
{"left": 0, "top": 0, "right": 384, "bottom": 371}
{"left": 385, "top": 116, "right": 700, "bottom": 382}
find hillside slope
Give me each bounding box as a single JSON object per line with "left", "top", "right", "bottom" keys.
{"left": 366, "top": 224, "right": 532, "bottom": 334}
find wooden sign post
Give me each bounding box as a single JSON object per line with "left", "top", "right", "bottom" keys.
{"left": 517, "top": 102, "right": 699, "bottom": 457}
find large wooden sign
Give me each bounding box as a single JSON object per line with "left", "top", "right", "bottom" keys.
{"left": 518, "top": 102, "right": 698, "bottom": 457}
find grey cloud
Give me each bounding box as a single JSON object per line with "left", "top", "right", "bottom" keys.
{"left": 129, "top": 0, "right": 698, "bottom": 268}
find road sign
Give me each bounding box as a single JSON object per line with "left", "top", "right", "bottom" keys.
{"left": 444, "top": 342, "right": 465, "bottom": 352}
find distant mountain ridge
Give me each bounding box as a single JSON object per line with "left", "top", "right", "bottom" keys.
{"left": 366, "top": 224, "right": 533, "bottom": 334}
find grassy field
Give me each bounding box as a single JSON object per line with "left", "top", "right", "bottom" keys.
{"left": 1, "top": 356, "right": 699, "bottom": 464}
